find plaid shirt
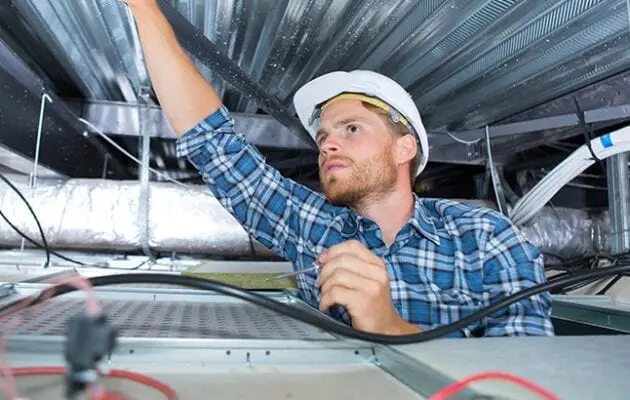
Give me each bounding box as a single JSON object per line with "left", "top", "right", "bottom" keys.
{"left": 176, "top": 106, "right": 554, "bottom": 337}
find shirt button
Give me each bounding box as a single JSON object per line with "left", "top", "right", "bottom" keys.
{"left": 341, "top": 218, "right": 359, "bottom": 237}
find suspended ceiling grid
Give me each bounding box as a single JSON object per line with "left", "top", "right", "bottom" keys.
{"left": 1, "top": 0, "right": 630, "bottom": 183}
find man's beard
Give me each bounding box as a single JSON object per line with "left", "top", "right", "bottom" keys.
{"left": 320, "top": 147, "right": 397, "bottom": 208}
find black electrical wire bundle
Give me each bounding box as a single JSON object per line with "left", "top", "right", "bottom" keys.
{"left": 545, "top": 252, "right": 630, "bottom": 294}
{"left": 1, "top": 263, "right": 629, "bottom": 345}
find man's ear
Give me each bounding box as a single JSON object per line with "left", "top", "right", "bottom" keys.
{"left": 395, "top": 134, "right": 417, "bottom": 165}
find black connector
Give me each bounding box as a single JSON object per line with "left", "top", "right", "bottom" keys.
{"left": 64, "top": 311, "right": 117, "bottom": 398}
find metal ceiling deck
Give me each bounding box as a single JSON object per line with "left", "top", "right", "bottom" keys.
{"left": 5, "top": 0, "right": 630, "bottom": 131}
{"left": 1, "top": 0, "right": 630, "bottom": 187}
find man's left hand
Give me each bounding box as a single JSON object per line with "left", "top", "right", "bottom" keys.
{"left": 317, "top": 240, "right": 421, "bottom": 335}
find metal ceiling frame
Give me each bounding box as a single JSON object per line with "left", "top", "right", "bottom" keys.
{"left": 64, "top": 95, "right": 630, "bottom": 167}
{"left": 0, "top": 38, "right": 128, "bottom": 180}
{"left": 62, "top": 98, "right": 484, "bottom": 165}
{"left": 0, "top": 1, "right": 83, "bottom": 99}
{"left": 65, "top": 99, "right": 314, "bottom": 150}
{"left": 1, "top": 0, "right": 629, "bottom": 178}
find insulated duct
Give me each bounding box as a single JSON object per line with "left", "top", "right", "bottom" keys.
{"left": 0, "top": 175, "right": 612, "bottom": 262}
{"left": 520, "top": 207, "right": 610, "bottom": 262}
{"left": 0, "top": 175, "right": 274, "bottom": 258}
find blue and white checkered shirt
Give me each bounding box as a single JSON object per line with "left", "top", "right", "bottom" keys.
{"left": 176, "top": 105, "right": 554, "bottom": 337}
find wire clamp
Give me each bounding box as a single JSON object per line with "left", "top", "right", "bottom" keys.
{"left": 0, "top": 283, "right": 16, "bottom": 300}
{"left": 65, "top": 311, "right": 118, "bottom": 398}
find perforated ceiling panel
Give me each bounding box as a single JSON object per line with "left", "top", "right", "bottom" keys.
{"left": 13, "top": 298, "right": 332, "bottom": 340}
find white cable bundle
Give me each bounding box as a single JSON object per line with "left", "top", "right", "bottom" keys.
{"left": 509, "top": 124, "right": 630, "bottom": 226}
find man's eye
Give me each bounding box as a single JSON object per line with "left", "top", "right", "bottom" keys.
{"left": 347, "top": 125, "right": 360, "bottom": 135}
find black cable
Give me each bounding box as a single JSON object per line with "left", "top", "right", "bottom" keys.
{"left": 547, "top": 253, "right": 630, "bottom": 294}
{"left": 0, "top": 172, "right": 51, "bottom": 268}
{"left": 572, "top": 96, "right": 606, "bottom": 174}
{"left": 596, "top": 275, "right": 623, "bottom": 295}
{"left": 0, "top": 208, "right": 85, "bottom": 266}
{"left": 0, "top": 171, "right": 87, "bottom": 266}
{"left": 0, "top": 173, "right": 166, "bottom": 269}
{"left": 2, "top": 263, "right": 629, "bottom": 345}
{"left": 554, "top": 278, "right": 601, "bottom": 295}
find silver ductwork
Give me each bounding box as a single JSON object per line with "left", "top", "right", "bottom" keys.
{"left": 519, "top": 207, "right": 610, "bottom": 262}
{"left": 0, "top": 175, "right": 613, "bottom": 262}
{"left": 0, "top": 175, "right": 274, "bottom": 257}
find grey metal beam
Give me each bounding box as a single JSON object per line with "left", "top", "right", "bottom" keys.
{"left": 66, "top": 99, "right": 480, "bottom": 165}
{"left": 587, "top": 104, "right": 630, "bottom": 124}
{"left": 465, "top": 114, "right": 580, "bottom": 141}
{"left": 0, "top": 38, "right": 127, "bottom": 179}
{"left": 153, "top": 0, "right": 315, "bottom": 150}
{"left": 432, "top": 101, "right": 630, "bottom": 164}
{"left": 373, "top": 345, "right": 480, "bottom": 400}
{"left": 499, "top": 68, "right": 630, "bottom": 124}
{"left": 67, "top": 99, "right": 315, "bottom": 150}
{"left": 72, "top": 98, "right": 630, "bottom": 167}
{"left": 432, "top": 65, "right": 630, "bottom": 144}
{"left": 439, "top": 113, "right": 583, "bottom": 143}
{"left": 457, "top": 68, "right": 630, "bottom": 160}
{"left": 607, "top": 153, "right": 630, "bottom": 254}
{"left": 490, "top": 113, "right": 630, "bottom": 166}
{"left": 0, "top": 144, "right": 63, "bottom": 178}
{"left": 0, "top": 0, "right": 83, "bottom": 99}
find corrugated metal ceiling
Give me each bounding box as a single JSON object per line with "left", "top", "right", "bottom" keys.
{"left": 6, "top": 0, "right": 630, "bottom": 132}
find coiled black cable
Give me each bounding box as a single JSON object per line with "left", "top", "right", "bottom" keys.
{"left": 2, "top": 264, "right": 629, "bottom": 345}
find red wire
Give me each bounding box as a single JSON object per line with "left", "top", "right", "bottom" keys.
{"left": 9, "top": 366, "right": 178, "bottom": 400}
{"left": 428, "top": 371, "right": 560, "bottom": 400}
{"left": 0, "top": 273, "right": 104, "bottom": 398}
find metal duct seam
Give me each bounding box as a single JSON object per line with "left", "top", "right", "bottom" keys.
{"left": 0, "top": 175, "right": 274, "bottom": 257}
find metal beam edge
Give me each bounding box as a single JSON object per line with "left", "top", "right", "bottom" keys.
{"left": 68, "top": 99, "right": 483, "bottom": 165}
{"left": 552, "top": 298, "right": 630, "bottom": 333}
{"left": 0, "top": 38, "right": 128, "bottom": 179}
{"left": 372, "top": 344, "right": 481, "bottom": 399}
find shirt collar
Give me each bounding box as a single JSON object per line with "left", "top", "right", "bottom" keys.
{"left": 335, "top": 194, "right": 441, "bottom": 245}
{"left": 409, "top": 194, "right": 441, "bottom": 246}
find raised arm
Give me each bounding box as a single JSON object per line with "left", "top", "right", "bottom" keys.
{"left": 124, "top": 0, "right": 221, "bottom": 135}
{"left": 122, "top": 0, "right": 331, "bottom": 264}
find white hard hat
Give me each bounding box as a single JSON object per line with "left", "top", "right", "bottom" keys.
{"left": 293, "top": 70, "right": 429, "bottom": 176}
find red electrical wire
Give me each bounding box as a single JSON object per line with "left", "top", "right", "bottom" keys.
{"left": 0, "top": 273, "right": 103, "bottom": 399}
{"left": 9, "top": 366, "right": 178, "bottom": 400}
{"left": 428, "top": 371, "right": 560, "bottom": 400}
{"left": 0, "top": 273, "right": 179, "bottom": 400}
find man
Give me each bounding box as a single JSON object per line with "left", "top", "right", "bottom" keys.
{"left": 123, "top": 0, "right": 554, "bottom": 337}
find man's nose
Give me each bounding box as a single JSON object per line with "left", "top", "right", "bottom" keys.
{"left": 320, "top": 135, "right": 341, "bottom": 156}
